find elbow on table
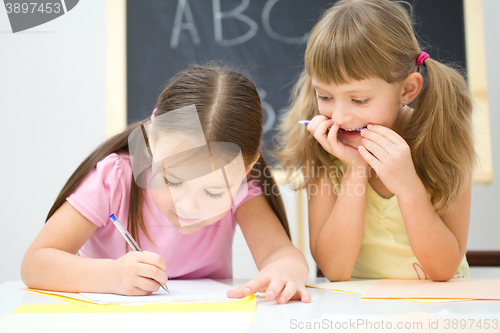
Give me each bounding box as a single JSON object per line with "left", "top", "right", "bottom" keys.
{"left": 20, "top": 253, "right": 38, "bottom": 289}
{"left": 320, "top": 267, "right": 353, "bottom": 282}
{"left": 313, "top": 256, "right": 355, "bottom": 282}
{"left": 327, "top": 275, "right": 351, "bottom": 282}
{"left": 21, "top": 275, "right": 37, "bottom": 290}
{"left": 429, "top": 273, "right": 455, "bottom": 282}
{"left": 20, "top": 268, "right": 32, "bottom": 289}
{"left": 428, "top": 268, "right": 458, "bottom": 282}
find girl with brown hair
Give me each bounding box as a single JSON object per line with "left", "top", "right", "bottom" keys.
{"left": 277, "top": 0, "right": 475, "bottom": 281}
{"left": 21, "top": 64, "right": 310, "bottom": 304}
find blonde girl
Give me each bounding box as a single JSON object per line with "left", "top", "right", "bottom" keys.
{"left": 277, "top": 0, "right": 475, "bottom": 281}
{"left": 22, "top": 64, "right": 311, "bottom": 304}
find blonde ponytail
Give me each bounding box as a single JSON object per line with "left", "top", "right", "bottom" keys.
{"left": 406, "top": 58, "right": 475, "bottom": 213}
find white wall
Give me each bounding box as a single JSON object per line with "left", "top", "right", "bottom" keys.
{"left": 0, "top": 1, "right": 106, "bottom": 283}
{"left": 468, "top": 0, "right": 500, "bottom": 250}
{"left": 0, "top": 1, "right": 498, "bottom": 285}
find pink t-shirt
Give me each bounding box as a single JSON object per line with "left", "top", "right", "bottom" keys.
{"left": 67, "top": 153, "right": 263, "bottom": 279}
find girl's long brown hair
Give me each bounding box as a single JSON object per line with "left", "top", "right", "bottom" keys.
{"left": 47, "top": 64, "right": 290, "bottom": 244}
{"left": 276, "top": 0, "right": 475, "bottom": 214}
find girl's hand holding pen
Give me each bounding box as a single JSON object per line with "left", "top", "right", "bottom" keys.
{"left": 109, "top": 251, "right": 168, "bottom": 296}
{"left": 109, "top": 214, "right": 169, "bottom": 294}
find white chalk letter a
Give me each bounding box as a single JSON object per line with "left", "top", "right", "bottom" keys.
{"left": 171, "top": 0, "right": 201, "bottom": 48}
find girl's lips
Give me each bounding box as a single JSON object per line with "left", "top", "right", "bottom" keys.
{"left": 340, "top": 130, "right": 361, "bottom": 140}
{"left": 339, "top": 126, "right": 367, "bottom": 140}
{"left": 175, "top": 214, "right": 201, "bottom": 223}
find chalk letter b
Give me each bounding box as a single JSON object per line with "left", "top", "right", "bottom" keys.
{"left": 213, "top": 0, "right": 257, "bottom": 46}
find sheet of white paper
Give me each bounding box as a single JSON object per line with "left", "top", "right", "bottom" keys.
{"left": 80, "top": 279, "right": 233, "bottom": 304}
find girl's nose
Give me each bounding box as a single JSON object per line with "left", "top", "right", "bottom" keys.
{"left": 173, "top": 194, "right": 199, "bottom": 216}
{"left": 331, "top": 104, "right": 352, "bottom": 126}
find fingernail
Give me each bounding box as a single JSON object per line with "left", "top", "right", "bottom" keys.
{"left": 278, "top": 296, "right": 285, "bottom": 303}
{"left": 267, "top": 290, "right": 275, "bottom": 298}
{"left": 367, "top": 124, "right": 373, "bottom": 129}
{"left": 361, "top": 138, "right": 365, "bottom": 143}
{"left": 244, "top": 287, "right": 251, "bottom": 295}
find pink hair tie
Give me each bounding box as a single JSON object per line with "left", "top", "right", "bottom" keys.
{"left": 151, "top": 108, "right": 157, "bottom": 121}
{"left": 416, "top": 51, "right": 429, "bottom": 66}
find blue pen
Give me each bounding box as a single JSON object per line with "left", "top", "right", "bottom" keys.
{"left": 109, "top": 214, "right": 169, "bottom": 293}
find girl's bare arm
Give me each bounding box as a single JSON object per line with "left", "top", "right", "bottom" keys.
{"left": 308, "top": 167, "right": 368, "bottom": 281}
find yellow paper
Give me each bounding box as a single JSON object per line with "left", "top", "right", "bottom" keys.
{"left": 12, "top": 294, "right": 255, "bottom": 314}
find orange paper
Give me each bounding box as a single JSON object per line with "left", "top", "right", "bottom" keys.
{"left": 361, "top": 279, "right": 500, "bottom": 300}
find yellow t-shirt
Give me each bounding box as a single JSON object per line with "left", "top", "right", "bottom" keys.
{"left": 328, "top": 158, "right": 469, "bottom": 279}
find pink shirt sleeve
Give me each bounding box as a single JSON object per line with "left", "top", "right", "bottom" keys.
{"left": 232, "top": 177, "right": 263, "bottom": 212}
{"left": 66, "top": 153, "right": 131, "bottom": 228}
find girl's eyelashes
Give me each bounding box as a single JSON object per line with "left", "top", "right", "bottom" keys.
{"left": 164, "top": 177, "right": 225, "bottom": 200}
{"left": 352, "top": 98, "right": 368, "bottom": 105}
{"left": 165, "top": 178, "right": 182, "bottom": 187}
{"left": 204, "top": 190, "right": 224, "bottom": 199}
{"left": 316, "top": 94, "right": 367, "bottom": 104}
{"left": 316, "top": 95, "right": 332, "bottom": 101}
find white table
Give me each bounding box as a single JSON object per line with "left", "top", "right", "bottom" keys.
{"left": 1, "top": 268, "right": 500, "bottom": 333}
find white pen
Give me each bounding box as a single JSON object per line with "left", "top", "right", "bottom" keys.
{"left": 109, "top": 214, "right": 169, "bottom": 293}
{"left": 299, "top": 119, "right": 331, "bottom": 132}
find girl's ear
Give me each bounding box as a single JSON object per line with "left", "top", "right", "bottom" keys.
{"left": 401, "top": 72, "right": 424, "bottom": 104}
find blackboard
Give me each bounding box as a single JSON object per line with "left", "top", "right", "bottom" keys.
{"left": 127, "top": 0, "right": 466, "bottom": 165}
